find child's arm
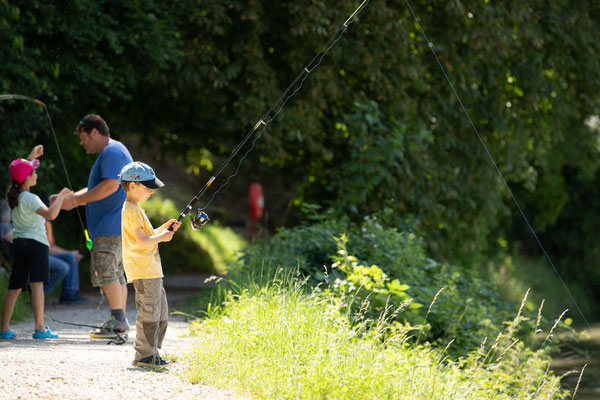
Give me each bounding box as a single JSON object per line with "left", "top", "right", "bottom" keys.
{"left": 36, "top": 188, "right": 72, "bottom": 220}
{"left": 157, "top": 219, "right": 182, "bottom": 233}
{"left": 26, "top": 145, "right": 44, "bottom": 160}
{"left": 133, "top": 221, "right": 179, "bottom": 248}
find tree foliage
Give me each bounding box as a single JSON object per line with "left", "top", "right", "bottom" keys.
{"left": 1, "top": 1, "right": 600, "bottom": 287}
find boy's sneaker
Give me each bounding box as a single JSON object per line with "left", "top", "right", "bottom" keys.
{"left": 132, "top": 354, "right": 170, "bottom": 367}
{"left": 89, "top": 315, "right": 129, "bottom": 339}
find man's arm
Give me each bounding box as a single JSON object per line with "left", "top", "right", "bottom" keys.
{"left": 37, "top": 188, "right": 72, "bottom": 220}
{"left": 62, "top": 178, "right": 119, "bottom": 210}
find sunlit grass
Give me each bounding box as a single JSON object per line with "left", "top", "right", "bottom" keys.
{"left": 183, "top": 272, "right": 571, "bottom": 400}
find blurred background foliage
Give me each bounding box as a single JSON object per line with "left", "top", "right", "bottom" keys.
{"left": 1, "top": 1, "right": 600, "bottom": 318}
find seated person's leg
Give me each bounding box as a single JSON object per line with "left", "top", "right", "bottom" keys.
{"left": 54, "top": 253, "right": 87, "bottom": 303}
{"left": 57, "top": 253, "right": 78, "bottom": 294}
{"left": 45, "top": 255, "right": 68, "bottom": 294}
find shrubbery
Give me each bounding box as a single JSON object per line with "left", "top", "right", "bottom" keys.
{"left": 238, "top": 215, "right": 542, "bottom": 356}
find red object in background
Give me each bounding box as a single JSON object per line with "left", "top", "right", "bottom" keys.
{"left": 249, "top": 183, "right": 264, "bottom": 241}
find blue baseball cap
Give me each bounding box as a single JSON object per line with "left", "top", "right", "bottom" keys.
{"left": 117, "top": 161, "right": 164, "bottom": 189}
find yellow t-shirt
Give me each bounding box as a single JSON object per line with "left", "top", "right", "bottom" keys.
{"left": 121, "top": 201, "right": 163, "bottom": 282}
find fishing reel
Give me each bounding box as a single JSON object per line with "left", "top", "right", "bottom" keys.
{"left": 191, "top": 210, "right": 210, "bottom": 230}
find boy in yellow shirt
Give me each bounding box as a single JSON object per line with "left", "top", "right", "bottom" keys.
{"left": 117, "top": 161, "right": 181, "bottom": 367}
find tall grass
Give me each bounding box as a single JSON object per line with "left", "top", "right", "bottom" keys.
{"left": 184, "top": 272, "right": 571, "bottom": 399}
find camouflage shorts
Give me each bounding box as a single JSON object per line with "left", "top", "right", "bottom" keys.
{"left": 90, "top": 235, "right": 126, "bottom": 287}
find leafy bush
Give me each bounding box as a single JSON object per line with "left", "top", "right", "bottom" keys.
{"left": 239, "top": 216, "right": 527, "bottom": 355}
{"left": 326, "top": 233, "right": 422, "bottom": 324}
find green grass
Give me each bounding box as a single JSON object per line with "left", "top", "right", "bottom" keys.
{"left": 183, "top": 273, "right": 571, "bottom": 400}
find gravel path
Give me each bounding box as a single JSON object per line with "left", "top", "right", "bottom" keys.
{"left": 0, "top": 282, "right": 245, "bottom": 400}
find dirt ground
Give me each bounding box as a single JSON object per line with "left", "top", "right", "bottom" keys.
{"left": 0, "top": 277, "right": 245, "bottom": 400}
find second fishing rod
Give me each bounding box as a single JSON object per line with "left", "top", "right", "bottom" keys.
{"left": 172, "top": 0, "right": 370, "bottom": 231}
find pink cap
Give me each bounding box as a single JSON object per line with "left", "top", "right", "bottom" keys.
{"left": 9, "top": 159, "right": 40, "bottom": 185}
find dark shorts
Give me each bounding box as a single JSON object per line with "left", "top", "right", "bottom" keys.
{"left": 8, "top": 238, "right": 49, "bottom": 290}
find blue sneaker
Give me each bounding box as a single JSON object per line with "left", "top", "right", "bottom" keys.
{"left": 32, "top": 326, "right": 58, "bottom": 339}
{"left": 0, "top": 329, "right": 16, "bottom": 339}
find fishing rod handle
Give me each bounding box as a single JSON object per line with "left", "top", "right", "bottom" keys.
{"left": 168, "top": 212, "right": 186, "bottom": 231}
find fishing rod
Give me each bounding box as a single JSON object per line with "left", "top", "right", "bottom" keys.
{"left": 0, "top": 94, "right": 93, "bottom": 251}
{"left": 172, "top": 0, "right": 370, "bottom": 231}
{"left": 44, "top": 314, "right": 127, "bottom": 345}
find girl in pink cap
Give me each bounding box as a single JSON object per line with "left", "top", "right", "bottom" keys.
{"left": 0, "top": 145, "right": 72, "bottom": 340}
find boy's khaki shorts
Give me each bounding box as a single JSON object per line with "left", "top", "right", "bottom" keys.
{"left": 90, "top": 235, "right": 126, "bottom": 287}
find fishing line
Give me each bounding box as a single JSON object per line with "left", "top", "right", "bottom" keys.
{"left": 199, "top": 23, "right": 351, "bottom": 212}
{"left": 200, "top": 128, "right": 265, "bottom": 212}
{"left": 403, "top": 0, "right": 596, "bottom": 340}
{"left": 175, "top": 0, "right": 370, "bottom": 227}
{"left": 0, "top": 94, "right": 92, "bottom": 251}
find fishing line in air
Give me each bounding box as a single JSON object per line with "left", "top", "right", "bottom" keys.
{"left": 403, "top": 0, "right": 597, "bottom": 343}
{"left": 175, "top": 0, "right": 371, "bottom": 227}
{"left": 0, "top": 94, "right": 92, "bottom": 251}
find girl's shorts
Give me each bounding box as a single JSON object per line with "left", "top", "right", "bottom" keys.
{"left": 8, "top": 238, "right": 49, "bottom": 290}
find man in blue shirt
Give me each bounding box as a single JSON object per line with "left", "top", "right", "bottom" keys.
{"left": 61, "top": 114, "right": 133, "bottom": 339}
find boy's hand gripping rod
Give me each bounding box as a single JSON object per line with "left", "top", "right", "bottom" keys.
{"left": 173, "top": 0, "right": 370, "bottom": 231}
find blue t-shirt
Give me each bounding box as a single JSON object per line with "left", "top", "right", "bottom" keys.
{"left": 86, "top": 140, "right": 133, "bottom": 240}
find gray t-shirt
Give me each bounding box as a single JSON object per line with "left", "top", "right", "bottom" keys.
{"left": 11, "top": 191, "right": 48, "bottom": 246}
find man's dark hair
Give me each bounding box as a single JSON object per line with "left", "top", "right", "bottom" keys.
{"left": 75, "top": 114, "right": 110, "bottom": 136}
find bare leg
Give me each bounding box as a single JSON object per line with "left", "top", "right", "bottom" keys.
{"left": 30, "top": 282, "right": 45, "bottom": 331}
{"left": 121, "top": 284, "right": 128, "bottom": 313}
{"left": 1, "top": 288, "right": 22, "bottom": 331}
{"left": 102, "top": 282, "right": 125, "bottom": 310}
